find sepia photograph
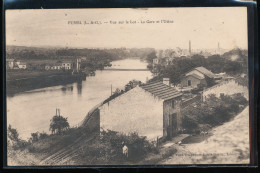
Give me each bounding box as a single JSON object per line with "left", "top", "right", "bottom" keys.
{"left": 5, "top": 7, "right": 250, "bottom": 166}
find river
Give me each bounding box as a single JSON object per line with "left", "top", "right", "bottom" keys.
{"left": 7, "top": 59, "right": 152, "bottom": 140}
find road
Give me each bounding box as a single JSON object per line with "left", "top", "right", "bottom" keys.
{"left": 160, "top": 106, "right": 250, "bottom": 164}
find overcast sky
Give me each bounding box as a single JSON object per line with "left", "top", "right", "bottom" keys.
{"left": 6, "top": 7, "right": 248, "bottom": 50}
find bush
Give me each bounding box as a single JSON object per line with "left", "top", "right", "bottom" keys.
{"left": 182, "top": 115, "right": 199, "bottom": 133}
{"left": 29, "top": 132, "right": 39, "bottom": 143}
{"left": 7, "top": 125, "right": 29, "bottom": 150}
{"left": 39, "top": 132, "right": 48, "bottom": 140}
{"left": 77, "top": 130, "right": 158, "bottom": 164}
{"left": 182, "top": 94, "right": 248, "bottom": 131}
{"left": 7, "top": 125, "right": 19, "bottom": 142}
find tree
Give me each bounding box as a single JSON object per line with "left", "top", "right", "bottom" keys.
{"left": 30, "top": 132, "right": 39, "bottom": 142}
{"left": 146, "top": 51, "right": 157, "bottom": 64}
{"left": 7, "top": 125, "right": 19, "bottom": 142}
{"left": 39, "top": 132, "right": 48, "bottom": 139}
{"left": 49, "top": 115, "right": 70, "bottom": 134}
{"left": 191, "top": 54, "right": 207, "bottom": 67}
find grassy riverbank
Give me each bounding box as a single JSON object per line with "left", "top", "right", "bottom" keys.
{"left": 6, "top": 70, "right": 86, "bottom": 96}
{"left": 6, "top": 69, "right": 72, "bottom": 81}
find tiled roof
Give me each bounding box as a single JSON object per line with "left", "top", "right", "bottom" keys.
{"left": 140, "top": 82, "right": 182, "bottom": 101}
{"left": 18, "top": 62, "right": 26, "bottom": 65}
{"left": 53, "top": 63, "right": 62, "bottom": 66}
{"left": 187, "top": 73, "right": 205, "bottom": 80}
{"left": 62, "top": 61, "right": 73, "bottom": 63}
{"left": 194, "top": 67, "right": 215, "bottom": 78}
{"left": 6, "top": 59, "right": 15, "bottom": 61}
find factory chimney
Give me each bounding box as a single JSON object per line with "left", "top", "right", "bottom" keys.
{"left": 189, "top": 40, "right": 191, "bottom": 55}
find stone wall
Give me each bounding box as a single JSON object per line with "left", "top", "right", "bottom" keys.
{"left": 202, "top": 79, "right": 248, "bottom": 101}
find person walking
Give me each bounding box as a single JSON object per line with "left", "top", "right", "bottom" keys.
{"left": 122, "top": 143, "right": 128, "bottom": 158}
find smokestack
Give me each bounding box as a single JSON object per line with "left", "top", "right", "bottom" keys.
{"left": 218, "top": 42, "right": 220, "bottom": 54}
{"left": 163, "top": 78, "right": 170, "bottom": 86}
{"left": 189, "top": 40, "right": 191, "bottom": 55}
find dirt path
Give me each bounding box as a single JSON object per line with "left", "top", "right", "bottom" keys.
{"left": 160, "top": 106, "right": 250, "bottom": 164}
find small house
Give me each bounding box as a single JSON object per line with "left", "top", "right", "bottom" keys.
{"left": 6, "top": 59, "right": 15, "bottom": 69}
{"left": 45, "top": 65, "right": 51, "bottom": 70}
{"left": 181, "top": 66, "right": 216, "bottom": 88}
{"left": 153, "top": 58, "right": 160, "bottom": 65}
{"left": 99, "top": 78, "right": 183, "bottom": 140}
{"left": 17, "top": 61, "right": 27, "bottom": 69}
{"left": 62, "top": 61, "right": 73, "bottom": 70}
{"left": 51, "top": 63, "right": 62, "bottom": 70}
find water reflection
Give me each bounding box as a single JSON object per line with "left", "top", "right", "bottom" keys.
{"left": 61, "top": 85, "right": 74, "bottom": 95}
{"left": 7, "top": 59, "right": 152, "bottom": 139}
{"left": 77, "top": 80, "right": 82, "bottom": 96}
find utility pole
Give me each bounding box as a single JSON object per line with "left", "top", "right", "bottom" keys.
{"left": 111, "top": 84, "right": 113, "bottom": 96}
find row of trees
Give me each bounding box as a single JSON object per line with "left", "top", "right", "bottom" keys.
{"left": 7, "top": 46, "right": 155, "bottom": 61}
{"left": 147, "top": 49, "right": 248, "bottom": 85}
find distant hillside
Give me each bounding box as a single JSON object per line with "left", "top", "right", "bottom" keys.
{"left": 6, "top": 45, "right": 155, "bottom": 61}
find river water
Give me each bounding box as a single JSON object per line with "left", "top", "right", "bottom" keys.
{"left": 7, "top": 59, "right": 152, "bottom": 140}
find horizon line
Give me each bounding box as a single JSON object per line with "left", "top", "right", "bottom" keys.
{"left": 6, "top": 44, "right": 248, "bottom": 51}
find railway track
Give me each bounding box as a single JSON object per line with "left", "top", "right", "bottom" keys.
{"left": 39, "top": 131, "right": 97, "bottom": 165}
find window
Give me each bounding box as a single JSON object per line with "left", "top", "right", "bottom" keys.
{"left": 188, "top": 80, "right": 191, "bottom": 86}
{"left": 171, "top": 100, "right": 175, "bottom": 109}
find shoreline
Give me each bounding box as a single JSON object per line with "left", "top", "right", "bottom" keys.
{"left": 6, "top": 72, "right": 86, "bottom": 96}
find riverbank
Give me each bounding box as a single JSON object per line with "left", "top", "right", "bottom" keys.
{"left": 6, "top": 70, "right": 86, "bottom": 96}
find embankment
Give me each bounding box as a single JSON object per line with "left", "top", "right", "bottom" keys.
{"left": 6, "top": 73, "right": 86, "bottom": 96}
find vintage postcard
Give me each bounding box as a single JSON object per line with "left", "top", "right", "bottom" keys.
{"left": 5, "top": 7, "right": 250, "bottom": 166}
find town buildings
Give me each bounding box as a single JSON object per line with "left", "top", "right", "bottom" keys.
{"left": 99, "top": 78, "right": 183, "bottom": 140}
{"left": 6, "top": 59, "right": 15, "bottom": 69}
{"left": 62, "top": 61, "right": 73, "bottom": 70}
{"left": 17, "top": 62, "right": 27, "bottom": 69}
{"left": 81, "top": 65, "right": 248, "bottom": 143}
{"left": 153, "top": 58, "right": 160, "bottom": 65}
{"left": 45, "top": 58, "right": 82, "bottom": 71}
{"left": 51, "top": 63, "right": 63, "bottom": 70}
{"left": 6, "top": 59, "right": 27, "bottom": 69}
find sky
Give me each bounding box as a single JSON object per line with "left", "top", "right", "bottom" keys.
{"left": 6, "top": 7, "right": 248, "bottom": 50}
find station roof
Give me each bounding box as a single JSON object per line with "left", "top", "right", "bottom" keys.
{"left": 140, "top": 81, "right": 182, "bottom": 101}
{"left": 194, "top": 66, "right": 216, "bottom": 78}
{"left": 186, "top": 73, "right": 205, "bottom": 80}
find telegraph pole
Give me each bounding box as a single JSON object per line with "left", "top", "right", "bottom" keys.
{"left": 111, "top": 84, "right": 113, "bottom": 96}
